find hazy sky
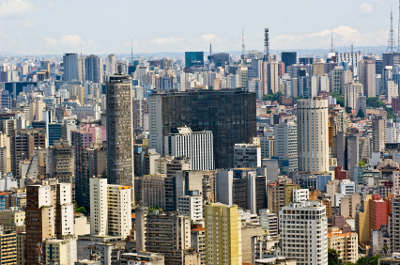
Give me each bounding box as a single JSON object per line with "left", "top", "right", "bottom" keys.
{"left": 0, "top": 0, "right": 397, "bottom": 55}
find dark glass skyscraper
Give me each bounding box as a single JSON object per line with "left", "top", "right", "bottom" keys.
{"left": 185, "top": 51, "right": 204, "bottom": 71}
{"left": 149, "top": 89, "right": 256, "bottom": 168}
{"left": 281, "top": 52, "right": 297, "bottom": 70}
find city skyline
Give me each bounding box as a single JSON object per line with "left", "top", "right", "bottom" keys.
{"left": 0, "top": 0, "right": 397, "bottom": 55}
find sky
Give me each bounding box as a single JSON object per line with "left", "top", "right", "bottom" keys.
{"left": 0, "top": 0, "right": 397, "bottom": 55}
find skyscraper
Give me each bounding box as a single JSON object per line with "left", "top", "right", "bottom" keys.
{"left": 63, "top": 53, "right": 79, "bottom": 81}
{"left": 372, "top": 116, "right": 385, "bottom": 153}
{"left": 84, "top": 55, "right": 103, "bottom": 83}
{"left": 149, "top": 89, "right": 256, "bottom": 169}
{"left": 297, "top": 97, "right": 329, "bottom": 174}
{"left": 281, "top": 52, "right": 297, "bottom": 71}
{"left": 106, "top": 72, "right": 134, "bottom": 189}
{"left": 164, "top": 126, "right": 214, "bottom": 171}
{"left": 273, "top": 119, "right": 298, "bottom": 174}
{"left": 205, "top": 203, "right": 242, "bottom": 265}
{"left": 279, "top": 201, "right": 328, "bottom": 265}
{"left": 359, "top": 57, "right": 377, "bottom": 98}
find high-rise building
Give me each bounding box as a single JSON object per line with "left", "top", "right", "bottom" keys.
{"left": 390, "top": 195, "right": 400, "bottom": 253}
{"left": 281, "top": 52, "right": 297, "bottom": 71}
{"left": 47, "top": 141, "right": 74, "bottom": 189}
{"left": 25, "top": 182, "right": 74, "bottom": 264}
{"left": 164, "top": 126, "right": 214, "bottom": 170}
{"left": 177, "top": 192, "right": 203, "bottom": 222}
{"left": 261, "top": 59, "right": 279, "bottom": 95}
{"left": 63, "top": 53, "right": 79, "bottom": 81}
{"left": 205, "top": 203, "right": 242, "bottom": 265}
{"left": 279, "top": 201, "right": 328, "bottom": 265}
{"left": 85, "top": 55, "right": 103, "bottom": 83}
{"left": 107, "top": 184, "right": 132, "bottom": 239}
{"left": 44, "top": 237, "right": 77, "bottom": 265}
{"left": 372, "top": 116, "right": 386, "bottom": 153}
{"left": 72, "top": 129, "right": 94, "bottom": 209}
{"left": 106, "top": 54, "right": 117, "bottom": 76}
{"left": 0, "top": 226, "right": 17, "bottom": 264}
{"left": 267, "top": 177, "right": 299, "bottom": 214}
{"left": 89, "top": 178, "right": 132, "bottom": 239}
{"left": 297, "top": 97, "right": 329, "bottom": 174}
{"left": 329, "top": 66, "right": 345, "bottom": 94}
{"left": 89, "top": 178, "right": 108, "bottom": 236}
{"left": 328, "top": 227, "right": 358, "bottom": 263}
{"left": 185, "top": 51, "right": 204, "bottom": 71}
{"left": 149, "top": 90, "right": 256, "bottom": 169}
{"left": 233, "top": 141, "right": 261, "bottom": 168}
{"left": 217, "top": 169, "right": 267, "bottom": 214}
{"left": 106, "top": 73, "right": 134, "bottom": 189}
{"left": 359, "top": 57, "right": 377, "bottom": 97}
{"left": 273, "top": 119, "right": 298, "bottom": 174}
{"left": 143, "top": 211, "right": 194, "bottom": 264}
{"left": 12, "top": 128, "right": 46, "bottom": 178}
{"left": 344, "top": 82, "right": 364, "bottom": 111}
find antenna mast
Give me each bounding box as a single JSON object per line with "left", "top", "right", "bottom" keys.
{"left": 389, "top": 9, "right": 395, "bottom": 52}
{"left": 241, "top": 29, "right": 246, "bottom": 59}
{"left": 264, "top": 28, "right": 270, "bottom": 62}
{"left": 398, "top": 0, "right": 400, "bottom": 51}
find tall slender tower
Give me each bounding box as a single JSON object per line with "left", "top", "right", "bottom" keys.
{"left": 389, "top": 9, "right": 395, "bottom": 52}
{"left": 106, "top": 68, "right": 134, "bottom": 192}
{"left": 297, "top": 97, "right": 330, "bottom": 174}
{"left": 264, "top": 28, "right": 270, "bottom": 62}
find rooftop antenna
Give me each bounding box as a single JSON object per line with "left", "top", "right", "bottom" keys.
{"left": 130, "top": 40, "right": 134, "bottom": 63}
{"left": 389, "top": 9, "right": 395, "bottom": 52}
{"left": 398, "top": 0, "right": 400, "bottom": 52}
{"left": 330, "top": 33, "right": 335, "bottom": 53}
{"left": 209, "top": 43, "right": 212, "bottom": 57}
{"left": 264, "top": 28, "right": 270, "bottom": 62}
{"left": 241, "top": 28, "right": 246, "bottom": 59}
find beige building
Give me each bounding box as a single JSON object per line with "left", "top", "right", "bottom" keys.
{"left": 0, "top": 208, "right": 25, "bottom": 230}
{"left": 297, "top": 97, "right": 329, "bottom": 174}
{"left": 0, "top": 226, "right": 17, "bottom": 265}
{"left": 44, "top": 237, "right": 77, "bottom": 265}
{"left": 328, "top": 227, "right": 359, "bottom": 263}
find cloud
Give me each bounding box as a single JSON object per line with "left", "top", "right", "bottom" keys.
{"left": 272, "top": 26, "right": 386, "bottom": 49}
{"left": 44, "top": 34, "right": 83, "bottom": 47}
{"left": 0, "top": 0, "right": 32, "bottom": 17}
{"left": 360, "top": 2, "right": 373, "bottom": 14}
{"left": 201, "top": 33, "right": 217, "bottom": 42}
{"left": 151, "top": 37, "right": 184, "bottom": 45}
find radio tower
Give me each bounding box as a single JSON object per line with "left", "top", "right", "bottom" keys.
{"left": 398, "top": 0, "right": 400, "bottom": 52}
{"left": 264, "top": 28, "right": 270, "bottom": 62}
{"left": 388, "top": 9, "right": 395, "bottom": 52}
{"left": 241, "top": 28, "right": 246, "bottom": 60}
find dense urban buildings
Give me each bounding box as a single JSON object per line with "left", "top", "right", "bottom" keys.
{"left": 2, "top": 10, "right": 400, "bottom": 264}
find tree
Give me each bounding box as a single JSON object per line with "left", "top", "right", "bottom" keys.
{"left": 356, "top": 256, "right": 379, "bottom": 265}
{"left": 345, "top": 106, "right": 352, "bottom": 114}
{"left": 329, "top": 249, "right": 344, "bottom": 265}
{"left": 357, "top": 109, "right": 365, "bottom": 118}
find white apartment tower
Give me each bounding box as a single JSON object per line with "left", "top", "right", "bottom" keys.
{"left": 279, "top": 201, "right": 328, "bottom": 265}
{"left": 273, "top": 119, "right": 298, "bottom": 173}
{"left": 164, "top": 126, "right": 214, "bottom": 170}
{"left": 90, "top": 178, "right": 108, "bottom": 236}
{"left": 344, "top": 82, "right": 364, "bottom": 111}
{"left": 297, "top": 97, "right": 329, "bottom": 173}
{"left": 107, "top": 184, "right": 132, "bottom": 239}
{"left": 90, "top": 178, "right": 132, "bottom": 239}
